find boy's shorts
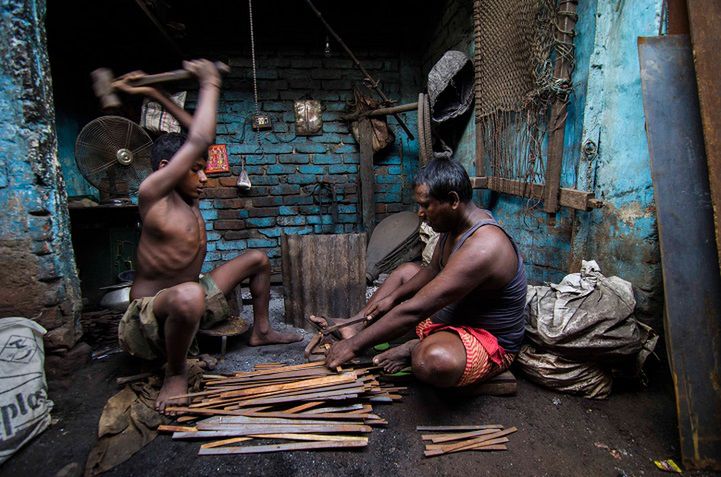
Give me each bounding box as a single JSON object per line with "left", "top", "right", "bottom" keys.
{"left": 118, "top": 275, "right": 230, "bottom": 361}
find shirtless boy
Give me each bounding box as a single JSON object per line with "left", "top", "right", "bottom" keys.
{"left": 323, "top": 158, "right": 526, "bottom": 388}
{"left": 116, "top": 60, "right": 300, "bottom": 413}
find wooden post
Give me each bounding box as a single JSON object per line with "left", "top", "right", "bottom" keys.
{"left": 543, "top": 0, "right": 578, "bottom": 213}
{"left": 358, "top": 119, "right": 376, "bottom": 238}
{"left": 687, "top": 0, "right": 721, "bottom": 272}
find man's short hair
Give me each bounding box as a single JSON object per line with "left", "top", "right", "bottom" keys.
{"left": 413, "top": 158, "right": 472, "bottom": 203}
{"left": 150, "top": 133, "right": 186, "bottom": 171}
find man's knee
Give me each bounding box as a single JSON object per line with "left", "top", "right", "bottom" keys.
{"left": 165, "top": 283, "right": 206, "bottom": 325}
{"left": 411, "top": 342, "right": 465, "bottom": 386}
{"left": 246, "top": 249, "right": 270, "bottom": 271}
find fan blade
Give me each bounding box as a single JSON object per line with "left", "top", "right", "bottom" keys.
{"left": 131, "top": 140, "right": 153, "bottom": 157}
{"left": 85, "top": 160, "right": 118, "bottom": 177}
{"left": 76, "top": 139, "right": 116, "bottom": 158}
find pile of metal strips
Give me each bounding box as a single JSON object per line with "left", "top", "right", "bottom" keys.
{"left": 418, "top": 425, "right": 518, "bottom": 457}
{"left": 160, "top": 361, "right": 405, "bottom": 455}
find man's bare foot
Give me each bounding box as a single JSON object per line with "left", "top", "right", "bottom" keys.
{"left": 156, "top": 373, "right": 189, "bottom": 416}
{"left": 373, "top": 339, "right": 419, "bottom": 373}
{"left": 248, "top": 327, "right": 303, "bottom": 346}
{"left": 308, "top": 315, "right": 364, "bottom": 340}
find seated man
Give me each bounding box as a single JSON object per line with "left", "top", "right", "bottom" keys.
{"left": 115, "top": 60, "right": 301, "bottom": 414}
{"left": 325, "top": 158, "right": 526, "bottom": 388}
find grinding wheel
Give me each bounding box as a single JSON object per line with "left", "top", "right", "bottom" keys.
{"left": 418, "top": 93, "right": 433, "bottom": 166}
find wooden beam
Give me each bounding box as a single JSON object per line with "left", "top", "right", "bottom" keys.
{"left": 471, "top": 176, "right": 601, "bottom": 211}
{"left": 358, "top": 119, "right": 375, "bottom": 237}
{"left": 543, "top": 0, "right": 578, "bottom": 213}
{"left": 198, "top": 439, "right": 367, "bottom": 455}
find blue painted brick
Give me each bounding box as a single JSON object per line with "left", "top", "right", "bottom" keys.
{"left": 283, "top": 226, "right": 314, "bottom": 235}
{"left": 329, "top": 164, "right": 357, "bottom": 174}
{"left": 217, "top": 240, "right": 247, "bottom": 251}
{"left": 201, "top": 263, "right": 214, "bottom": 274}
{"left": 263, "top": 143, "right": 294, "bottom": 154}
{"left": 205, "top": 222, "right": 213, "bottom": 231}
{"left": 249, "top": 176, "right": 280, "bottom": 186}
{"left": 247, "top": 217, "right": 276, "bottom": 227}
{"left": 246, "top": 155, "right": 276, "bottom": 165}
{"left": 238, "top": 210, "right": 250, "bottom": 218}
{"left": 199, "top": 201, "right": 213, "bottom": 210}
{"left": 205, "top": 251, "right": 222, "bottom": 261}
{"left": 278, "top": 216, "right": 306, "bottom": 226}
{"left": 376, "top": 175, "right": 399, "bottom": 184}
{"left": 266, "top": 249, "right": 281, "bottom": 258}
{"left": 283, "top": 195, "right": 313, "bottom": 205}
{"left": 342, "top": 155, "right": 359, "bottom": 164}
{"left": 279, "top": 154, "right": 309, "bottom": 164}
{"left": 287, "top": 174, "right": 318, "bottom": 185}
{"left": 376, "top": 192, "right": 401, "bottom": 202}
{"left": 259, "top": 228, "right": 282, "bottom": 238}
{"left": 248, "top": 238, "right": 277, "bottom": 248}
{"left": 200, "top": 209, "right": 218, "bottom": 220}
{"left": 206, "top": 242, "right": 217, "bottom": 252}
{"left": 206, "top": 231, "right": 222, "bottom": 241}
{"left": 311, "top": 133, "right": 345, "bottom": 144}
{"left": 268, "top": 164, "right": 297, "bottom": 175}
{"left": 262, "top": 101, "right": 286, "bottom": 112}
{"left": 388, "top": 166, "right": 402, "bottom": 175}
{"left": 312, "top": 154, "right": 337, "bottom": 165}
{"left": 338, "top": 204, "right": 357, "bottom": 213}
{"left": 299, "top": 165, "right": 324, "bottom": 174}
{"left": 270, "top": 184, "right": 301, "bottom": 195}
{"left": 324, "top": 123, "right": 348, "bottom": 133}
{"left": 279, "top": 206, "right": 298, "bottom": 215}
{"left": 338, "top": 213, "right": 356, "bottom": 224}
{"left": 326, "top": 102, "right": 348, "bottom": 112}
{"left": 222, "top": 251, "right": 240, "bottom": 261}
{"left": 331, "top": 144, "right": 358, "bottom": 153}
{"left": 378, "top": 155, "right": 402, "bottom": 165}
{"left": 295, "top": 143, "right": 327, "bottom": 154}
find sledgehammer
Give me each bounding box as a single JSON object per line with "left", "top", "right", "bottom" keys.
{"left": 91, "top": 61, "right": 231, "bottom": 109}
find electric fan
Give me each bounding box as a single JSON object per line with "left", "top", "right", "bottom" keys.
{"left": 74, "top": 116, "right": 154, "bottom": 204}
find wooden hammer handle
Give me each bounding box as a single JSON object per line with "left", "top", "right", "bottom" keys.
{"left": 127, "top": 61, "right": 230, "bottom": 86}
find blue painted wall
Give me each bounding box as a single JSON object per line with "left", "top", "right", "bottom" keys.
{"left": 428, "top": 0, "right": 663, "bottom": 323}
{"left": 0, "top": 0, "right": 82, "bottom": 349}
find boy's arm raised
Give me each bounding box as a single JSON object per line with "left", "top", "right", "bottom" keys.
{"left": 137, "top": 60, "right": 221, "bottom": 204}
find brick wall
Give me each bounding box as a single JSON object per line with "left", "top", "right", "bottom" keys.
{"left": 189, "top": 47, "right": 422, "bottom": 277}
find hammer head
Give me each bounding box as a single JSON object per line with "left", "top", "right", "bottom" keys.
{"left": 91, "top": 68, "right": 121, "bottom": 110}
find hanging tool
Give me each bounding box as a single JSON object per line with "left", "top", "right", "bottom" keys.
{"left": 91, "top": 62, "right": 230, "bottom": 110}
{"left": 303, "top": 0, "right": 414, "bottom": 140}
{"left": 248, "top": 0, "right": 272, "bottom": 131}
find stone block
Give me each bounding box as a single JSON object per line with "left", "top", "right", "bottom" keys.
{"left": 223, "top": 230, "right": 251, "bottom": 240}
{"left": 45, "top": 322, "right": 78, "bottom": 351}
{"left": 214, "top": 219, "right": 246, "bottom": 230}
{"left": 249, "top": 207, "right": 280, "bottom": 217}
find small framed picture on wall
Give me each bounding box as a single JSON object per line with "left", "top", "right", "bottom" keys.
{"left": 205, "top": 144, "right": 230, "bottom": 174}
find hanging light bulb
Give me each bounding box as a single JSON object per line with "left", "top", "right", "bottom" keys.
{"left": 324, "top": 35, "right": 331, "bottom": 57}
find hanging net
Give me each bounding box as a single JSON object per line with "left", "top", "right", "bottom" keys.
{"left": 473, "top": 0, "right": 575, "bottom": 198}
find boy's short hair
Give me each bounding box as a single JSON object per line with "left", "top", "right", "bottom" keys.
{"left": 150, "top": 133, "right": 186, "bottom": 171}
{"left": 413, "top": 158, "right": 472, "bottom": 203}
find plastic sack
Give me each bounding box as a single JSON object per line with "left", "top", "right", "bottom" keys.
{"left": 516, "top": 345, "right": 612, "bottom": 399}
{"left": 0, "top": 317, "right": 53, "bottom": 464}
{"left": 525, "top": 260, "right": 654, "bottom": 363}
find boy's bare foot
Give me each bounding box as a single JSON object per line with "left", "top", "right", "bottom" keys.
{"left": 373, "top": 339, "right": 419, "bottom": 374}
{"left": 308, "top": 315, "right": 363, "bottom": 339}
{"left": 248, "top": 327, "right": 303, "bottom": 346}
{"left": 156, "top": 373, "right": 189, "bottom": 416}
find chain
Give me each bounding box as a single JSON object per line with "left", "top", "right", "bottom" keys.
{"left": 248, "top": 0, "right": 260, "bottom": 116}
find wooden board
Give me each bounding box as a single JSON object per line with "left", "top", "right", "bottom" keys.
{"left": 687, "top": 0, "right": 721, "bottom": 271}
{"left": 198, "top": 439, "right": 367, "bottom": 455}
{"left": 281, "top": 233, "right": 366, "bottom": 330}
{"left": 638, "top": 34, "right": 721, "bottom": 471}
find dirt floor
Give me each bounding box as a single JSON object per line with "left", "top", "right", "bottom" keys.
{"left": 1, "top": 289, "right": 717, "bottom": 477}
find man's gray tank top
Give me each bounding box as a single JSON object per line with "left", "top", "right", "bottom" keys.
{"left": 431, "top": 213, "right": 527, "bottom": 353}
